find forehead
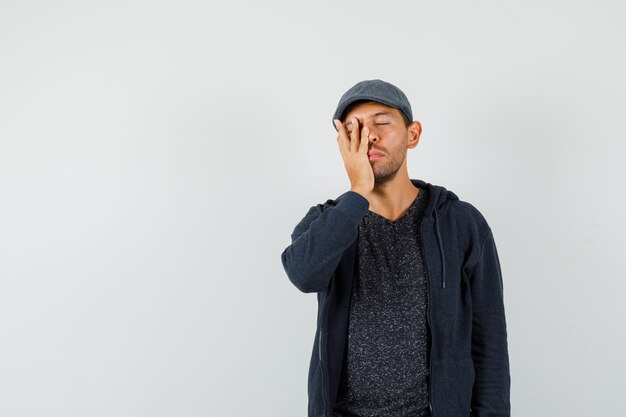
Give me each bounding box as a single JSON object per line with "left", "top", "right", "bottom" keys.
{"left": 343, "top": 101, "right": 401, "bottom": 120}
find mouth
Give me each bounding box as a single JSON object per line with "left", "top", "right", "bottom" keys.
{"left": 368, "top": 152, "right": 384, "bottom": 160}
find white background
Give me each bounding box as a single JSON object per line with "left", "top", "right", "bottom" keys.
{"left": 1, "top": 1, "right": 625, "bottom": 416}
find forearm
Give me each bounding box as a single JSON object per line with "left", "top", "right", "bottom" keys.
{"left": 469, "top": 229, "right": 511, "bottom": 416}
{"left": 281, "top": 190, "right": 369, "bottom": 293}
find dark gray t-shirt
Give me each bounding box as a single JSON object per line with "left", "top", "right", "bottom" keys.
{"left": 332, "top": 186, "right": 431, "bottom": 417}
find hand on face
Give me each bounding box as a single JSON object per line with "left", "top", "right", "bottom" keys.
{"left": 334, "top": 117, "right": 375, "bottom": 199}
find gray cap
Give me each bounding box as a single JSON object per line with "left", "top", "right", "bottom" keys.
{"left": 332, "top": 79, "right": 413, "bottom": 130}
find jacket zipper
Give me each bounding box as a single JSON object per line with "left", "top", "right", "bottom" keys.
{"left": 318, "top": 279, "right": 332, "bottom": 417}
{"left": 318, "top": 324, "right": 328, "bottom": 416}
{"left": 421, "top": 216, "right": 435, "bottom": 417}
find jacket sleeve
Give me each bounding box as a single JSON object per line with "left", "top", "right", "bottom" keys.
{"left": 468, "top": 228, "right": 511, "bottom": 417}
{"left": 280, "top": 190, "right": 370, "bottom": 293}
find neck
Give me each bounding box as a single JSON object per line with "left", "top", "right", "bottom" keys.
{"left": 367, "top": 171, "right": 420, "bottom": 221}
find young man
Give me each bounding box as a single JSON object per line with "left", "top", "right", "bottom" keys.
{"left": 281, "top": 79, "right": 511, "bottom": 417}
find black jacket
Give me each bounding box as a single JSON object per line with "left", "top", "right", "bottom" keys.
{"left": 281, "top": 178, "right": 511, "bottom": 417}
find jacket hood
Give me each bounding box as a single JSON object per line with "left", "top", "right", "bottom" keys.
{"left": 410, "top": 178, "right": 459, "bottom": 218}
{"left": 411, "top": 178, "right": 459, "bottom": 289}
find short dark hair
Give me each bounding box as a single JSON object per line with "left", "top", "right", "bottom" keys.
{"left": 340, "top": 99, "right": 412, "bottom": 128}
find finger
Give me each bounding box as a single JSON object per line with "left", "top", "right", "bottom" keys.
{"left": 349, "top": 117, "right": 359, "bottom": 153}
{"left": 337, "top": 136, "right": 346, "bottom": 161}
{"left": 335, "top": 119, "right": 348, "bottom": 141}
{"left": 334, "top": 119, "right": 349, "bottom": 155}
{"left": 336, "top": 133, "right": 346, "bottom": 160}
{"left": 360, "top": 126, "right": 370, "bottom": 153}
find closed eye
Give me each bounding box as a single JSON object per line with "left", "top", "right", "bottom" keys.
{"left": 375, "top": 123, "right": 390, "bottom": 126}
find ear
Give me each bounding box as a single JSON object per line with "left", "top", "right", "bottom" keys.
{"left": 407, "top": 121, "right": 422, "bottom": 149}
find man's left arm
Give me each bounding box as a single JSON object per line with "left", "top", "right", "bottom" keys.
{"left": 468, "top": 228, "right": 511, "bottom": 417}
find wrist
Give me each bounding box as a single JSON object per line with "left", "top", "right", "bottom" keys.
{"left": 350, "top": 188, "right": 371, "bottom": 200}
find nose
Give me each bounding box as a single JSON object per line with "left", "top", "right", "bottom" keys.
{"left": 363, "top": 120, "right": 379, "bottom": 142}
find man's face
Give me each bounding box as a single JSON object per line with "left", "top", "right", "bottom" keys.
{"left": 342, "top": 101, "right": 416, "bottom": 185}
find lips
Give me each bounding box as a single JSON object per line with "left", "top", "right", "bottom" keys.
{"left": 367, "top": 151, "right": 384, "bottom": 157}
